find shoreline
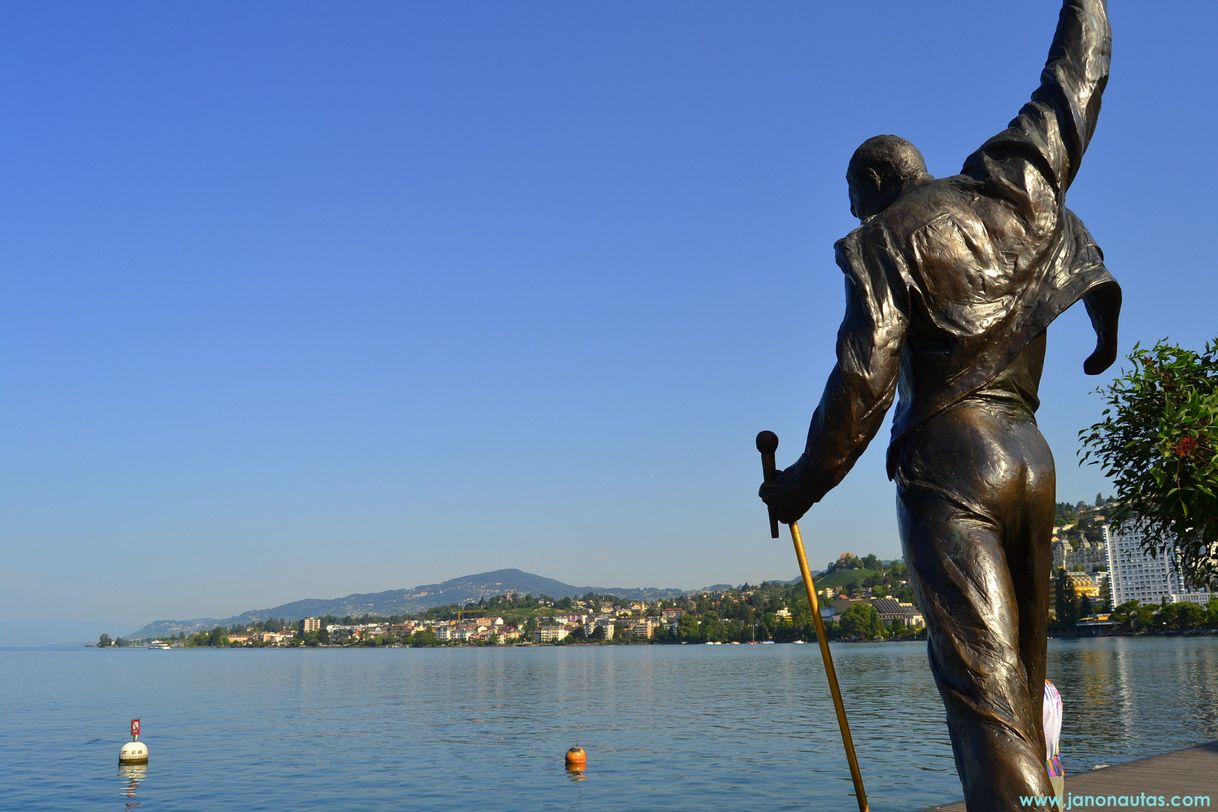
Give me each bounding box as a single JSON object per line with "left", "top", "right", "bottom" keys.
{"left": 75, "top": 628, "right": 1218, "bottom": 650}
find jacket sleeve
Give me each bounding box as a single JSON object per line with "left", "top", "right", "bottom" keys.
{"left": 962, "top": 0, "right": 1110, "bottom": 199}
{"left": 785, "top": 232, "right": 908, "bottom": 505}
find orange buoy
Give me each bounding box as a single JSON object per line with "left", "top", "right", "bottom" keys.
{"left": 564, "top": 746, "right": 587, "bottom": 769}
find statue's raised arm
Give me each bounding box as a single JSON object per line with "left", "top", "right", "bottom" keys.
{"left": 964, "top": 0, "right": 1110, "bottom": 197}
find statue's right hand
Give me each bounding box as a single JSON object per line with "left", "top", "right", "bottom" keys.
{"left": 759, "top": 464, "right": 814, "bottom": 525}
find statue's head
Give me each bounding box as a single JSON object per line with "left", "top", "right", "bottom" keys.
{"left": 847, "top": 135, "right": 931, "bottom": 222}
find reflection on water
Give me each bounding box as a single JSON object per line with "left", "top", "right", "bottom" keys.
{"left": 1048, "top": 636, "right": 1218, "bottom": 771}
{"left": 117, "top": 763, "right": 146, "bottom": 808}
{"left": 1, "top": 638, "right": 1215, "bottom": 812}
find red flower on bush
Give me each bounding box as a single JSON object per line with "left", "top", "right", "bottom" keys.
{"left": 1175, "top": 436, "right": 1198, "bottom": 458}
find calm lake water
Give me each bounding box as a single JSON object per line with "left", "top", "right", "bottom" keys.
{"left": 2, "top": 637, "right": 1216, "bottom": 811}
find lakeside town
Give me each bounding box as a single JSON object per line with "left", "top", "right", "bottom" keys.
{"left": 97, "top": 500, "right": 1217, "bottom": 650}
{"left": 101, "top": 554, "right": 925, "bottom": 649}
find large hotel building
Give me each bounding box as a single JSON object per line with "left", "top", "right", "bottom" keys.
{"left": 1104, "top": 525, "right": 1211, "bottom": 608}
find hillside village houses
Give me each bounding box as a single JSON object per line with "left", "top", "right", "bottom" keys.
{"left": 262, "top": 589, "right": 925, "bottom": 648}
{"left": 203, "top": 589, "right": 927, "bottom": 648}
{"left": 166, "top": 507, "right": 1212, "bottom": 648}
{"left": 189, "top": 566, "right": 937, "bottom": 649}
{"left": 1053, "top": 502, "right": 1116, "bottom": 611}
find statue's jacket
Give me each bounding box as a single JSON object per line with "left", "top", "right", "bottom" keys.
{"left": 794, "top": 0, "right": 1120, "bottom": 503}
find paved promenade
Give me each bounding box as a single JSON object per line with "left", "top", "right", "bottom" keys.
{"left": 927, "top": 740, "right": 1218, "bottom": 811}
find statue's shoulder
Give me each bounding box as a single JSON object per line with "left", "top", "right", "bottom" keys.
{"left": 833, "top": 224, "right": 879, "bottom": 267}
{"left": 833, "top": 218, "right": 906, "bottom": 285}
{"left": 833, "top": 228, "right": 864, "bottom": 254}
{"left": 883, "top": 177, "right": 978, "bottom": 237}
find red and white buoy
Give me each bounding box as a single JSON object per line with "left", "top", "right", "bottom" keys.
{"left": 118, "top": 719, "right": 148, "bottom": 765}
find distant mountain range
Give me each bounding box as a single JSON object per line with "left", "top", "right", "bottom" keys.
{"left": 130, "top": 568, "right": 687, "bottom": 639}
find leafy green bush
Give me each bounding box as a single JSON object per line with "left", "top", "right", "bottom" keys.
{"left": 1080, "top": 339, "right": 1218, "bottom": 589}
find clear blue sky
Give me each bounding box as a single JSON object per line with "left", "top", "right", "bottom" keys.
{"left": 3, "top": 1, "right": 1215, "bottom": 635}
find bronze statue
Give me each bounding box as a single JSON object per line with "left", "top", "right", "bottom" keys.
{"left": 759, "top": 1, "right": 1120, "bottom": 807}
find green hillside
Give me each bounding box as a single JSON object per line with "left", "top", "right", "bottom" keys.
{"left": 811, "top": 568, "right": 884, "bottom": 592}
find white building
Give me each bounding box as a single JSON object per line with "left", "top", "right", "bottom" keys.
{"left": 1104, "top": 524, "right": 1211, "bottom": 608}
